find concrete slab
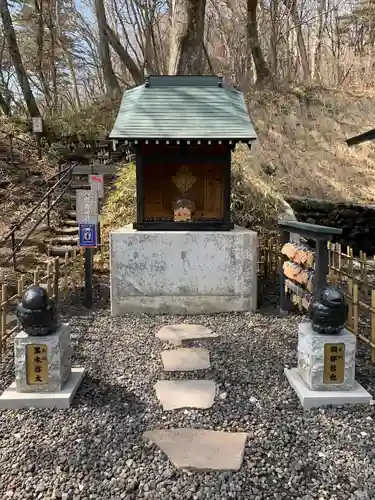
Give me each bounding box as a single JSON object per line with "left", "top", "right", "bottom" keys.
{"left": 285, "top": 367, "right": 372, "bottom": 409}
{"left": 161, "top": 348, "right": 210, "bottom": 372}
{"left": 143, "top": 428, "right": 247, "bottom": 471}
{"left": 0, "top": 367, "right": 85, "bottom": 410}
{"left": 110, "top": 225, "right": 258, "bottom": 315}
{"left": 155, "top": 379, "right": 216, "bottom": 410}
{"left": 156, "top": 324, "right": 219, "bottom": 346}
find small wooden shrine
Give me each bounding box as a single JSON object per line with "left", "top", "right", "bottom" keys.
{"left": 109, "top": 75, "right": 257, "bottom": 231}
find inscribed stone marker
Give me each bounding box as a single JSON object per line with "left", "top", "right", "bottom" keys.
{"left": 26, "top": 344, "right": 48, "bottom": 385}
{"left": 76, "top": 190, "right": 98, "bottom": 224}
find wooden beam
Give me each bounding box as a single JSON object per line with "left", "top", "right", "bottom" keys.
{"left": 346, "top": 128, "right": 375, "bottom": 147}
{"left": 72, "top": 164, "right": 119, "bottom": 175}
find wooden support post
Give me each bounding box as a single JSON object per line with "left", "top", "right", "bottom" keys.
{"left": 314, "top": 239, "right": 329, "bottom": 297}
{"left": 84, "top": 248, "right": 93, "bottom": 308}
{"left": 279, "top": 228, "right": 290, "bottom": 313}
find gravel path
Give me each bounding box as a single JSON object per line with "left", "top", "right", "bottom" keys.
{"left": 1, "top": 289, "right": 375, "bottom": 500}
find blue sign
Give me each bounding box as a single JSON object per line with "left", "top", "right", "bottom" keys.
{"left": 79, "top": 223, "right": 97, "bottom": 248}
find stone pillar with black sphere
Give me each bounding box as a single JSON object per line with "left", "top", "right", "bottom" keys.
{"left": 0, "top": 286, "right": 85, "bottom": 409}
{"left": 285, "top": 285, "right": 372, "bottom": 409}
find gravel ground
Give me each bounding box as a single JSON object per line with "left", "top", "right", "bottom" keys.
{"left": 1, "top": 284, "right": 375, "bottom": 500}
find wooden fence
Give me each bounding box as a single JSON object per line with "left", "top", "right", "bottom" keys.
{"left": 0, "top": 248, "right": 85, "bottom": 361}
{"left": 2, "top": 234, "right": 375, "bottom": 363}
{"left": 257, "top": 237, "right": 375, "bottom": 361}
{"left": 328, "top": 242, "right": 375, "bottom": 362}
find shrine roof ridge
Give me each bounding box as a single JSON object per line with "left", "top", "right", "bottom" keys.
{"left": 145, "top": 75, "right": 222, "bottom": 87}
{"left": 109, "top": 75, "right": 257, "bottom": 142}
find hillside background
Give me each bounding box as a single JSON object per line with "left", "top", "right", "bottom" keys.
{"left": 1, "top": 0, "right": 375, "bottom": 232}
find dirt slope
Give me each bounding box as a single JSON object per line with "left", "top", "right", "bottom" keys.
{"left": 245, "top": 86, "right": 375, "bottom": 204}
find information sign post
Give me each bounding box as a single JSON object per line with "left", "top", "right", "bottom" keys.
{"left": 76, "top": 190, "right": 99, "bottom": 309}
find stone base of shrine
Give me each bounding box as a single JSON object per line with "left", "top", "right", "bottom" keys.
{"left": 285, "top": 368, "right": 372, "bottom": 410}
{"left": 0, "top": 367, "right": 85, "bottom": 410}
{"left": 110, "top": 224, "right": 258, "bottom": 315}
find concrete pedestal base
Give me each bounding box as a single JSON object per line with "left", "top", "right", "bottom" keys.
{"left": 14, "top": 323, "right": 72, "bottom": 393}
{"left": 0, "top": 367, "right": 85, "bottom": 409}
{"left": 285, "top": 368, "right": 372, "bottom": 409}
{"left": 110, "top": 224, "right": 258, "bottom": 315}
{"left": 297, "top": 323, "right": 356, "bottom": 391}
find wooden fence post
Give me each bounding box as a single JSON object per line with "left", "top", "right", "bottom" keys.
{"left": 64, "top": 253, "right": 69, "bottom": 299}
{"left": 53, "top": 257, "right": 60, "bottom": 302}
{"left": 372, "top": 290, "right": 375, "bottom": 363}
{"left": 1, "top": 284, "right": 8, "bottom": 353}
{"left": 34, "top": 267, "right": 39, "bottom": 286}
{"left": 72, "top": 248, "right": 77, "bottom": 293}
{"left": 347, "top": 278, "right": 354, "bottom": 330}
{"left": 46, "top": 261, "right": 53, "bottom": 297}
{"left": 353, "top": 283, "right": 359, "bottom": 337}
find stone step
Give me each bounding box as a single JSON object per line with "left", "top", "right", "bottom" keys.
{"left": 143, "top": 428, "right": 247, "bottom": 472}
{"left": 156, "top": 324, "right": 219, "bottom": 346}
{"left": 154, "top": 379, "right": 216, "bottom": 410}
{"left": 48, "top": 236, "right": 78, "bottom": 246}
{"left": 161, "top": 348, "right": 210, "bottom": 372}
{"left": 63, "top": 192, "right": 77, "bottom": 201}
{"left": 62, "top": 219, "right": 78, "bottom": 227}
{"left": 48, "top": 246, "right": 76, "bottom": 257}
{"left": 56, "top": 226, "right": 79, "bottom": 235}
{"left": 66, "top": 210, "right": 77, "bottom": 219}
{"left": 69, "top": 182, "right": 90, "bottom": 190}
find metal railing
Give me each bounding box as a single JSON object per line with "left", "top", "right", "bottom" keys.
{"left": 0, "top": 127, "right": 59, "bottom": 163}
{"left": 0, "top": 161, "right": 77, "bottom": 270}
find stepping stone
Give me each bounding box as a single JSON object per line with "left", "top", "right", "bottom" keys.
{"left": 161, "top": 348, "right": 210, "bottom": 372}
{"left": 143, "top": 428, "right": 247, "bottom": 471}
{"left": 156, "top": 324, "right": 219, "bottom": 346}
{"left": 155, "top": 380, "right": 216, "bottom": 410}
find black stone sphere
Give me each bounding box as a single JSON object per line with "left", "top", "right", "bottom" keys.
{"left": 16, "top": 286, "right": 60, "bottom": 336}
{"left": 308, "top": 285, "right": 348, "bottom": 334}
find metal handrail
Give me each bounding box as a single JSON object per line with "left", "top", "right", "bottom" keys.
{"left": 1, "top": 161, "right": 77, "bottom": 270}
{"left": 0, "top": 162, "right": 77, "bottom": 244}
{"left": 5, "top": 177, "right": 74, "bottom": 266}
{"left": 0, "top": 128, "right": 58, "bottom": 162}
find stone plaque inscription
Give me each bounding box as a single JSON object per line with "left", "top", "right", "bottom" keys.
{"left": 323, "top": 343, "right": 345, "bottom": 384}
{"left": 76, "top": 190, "right": 98, "bottom": 224}
{"left": 26, "top": 344, "right": 48, "bottom": 385}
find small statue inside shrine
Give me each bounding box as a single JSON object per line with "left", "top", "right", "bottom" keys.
{"left": 173, "top": 198, "right": 195, "bottom": 222}
{"left": 308, "top": 285, "right": 348, "bottom": 334}
{"left": 16, "top": 286, "right": 60, "bottom": 336}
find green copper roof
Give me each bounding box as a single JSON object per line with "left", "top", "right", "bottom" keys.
{"left": 109, "top": 75, "right": 257, "bottom": 141}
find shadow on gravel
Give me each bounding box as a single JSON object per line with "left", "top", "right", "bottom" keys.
{"left": 73, "top": 373, "right": 146, "bottom": 414}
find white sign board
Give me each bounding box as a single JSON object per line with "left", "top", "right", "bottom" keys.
{"left": 76, "top": 190, "right": 98, "bottom": 224}
{"left": 89, "top": 174, "right": 104, "bottom": 199}
{"left": 32, "top": 117, "right": 43, "bottom": 133}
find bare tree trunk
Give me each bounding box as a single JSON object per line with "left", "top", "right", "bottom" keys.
{"left": 95, "top": 0, "right": 120, "bottom": 94}
{"left": 66, "top": 50, "right": 81, "bottom": 110}
{"left": 104, "top": 23, "right": 143, "bottom": 84}
{"left": 0, "top": 89, "right": 10, "bottom": 115}
{"left": 247, "top": 0, "right": 272, "bottom": 84}
{"left": 168, "top": 0, "right": 207, "bottom": 75}
{"left": 282, "top": 0, "right": 310, "bottom": 81}
{"left": 314, "top": 0, "right": 327, "bottom": 81}
{"left": 45, "top": 0, "right": 59, "bottom": 111}
{"left": 34, "top": 0, "right": 52, "bottom": 105}
{"left": 0, "top": 0, "right": 40, "bottom": 117}
{"left": 269, "top": 0, "right": 278, "bottom": 75}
